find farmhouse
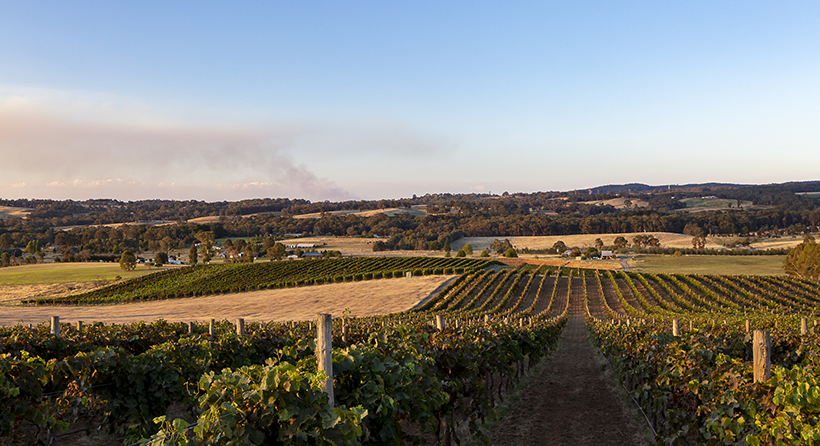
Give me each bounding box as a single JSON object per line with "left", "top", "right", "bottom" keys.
{"left": 600, "top": 250, "right": 615, "bottom": 259}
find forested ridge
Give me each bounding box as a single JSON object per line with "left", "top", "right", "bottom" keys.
{"left": 1, "top": 181, "right": 819, "bottom": 259}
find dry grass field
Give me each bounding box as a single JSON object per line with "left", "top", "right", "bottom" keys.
{"left": 450, "top": 232, "right": 723, "bottom": 252}
{"left": 278, "top": 235, "right": 444, "bottom": 257}
{"left": 0, "top": 205, "right": 32, "bottom": 219}
{"left": 577, "top": 197, "right": 649, "bottom": 209}
{"left": 292, "top": 205, "right": 428, "bottom": 219}
{"left": 678, "top": 197, "right": 758, "bottom": 212}
{"left": 0, "top": 275, "right": 455, "bottom": 326}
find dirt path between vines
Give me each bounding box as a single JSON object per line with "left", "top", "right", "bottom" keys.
{"left": 488, "top": 292, "right": 650, "bottom": 445}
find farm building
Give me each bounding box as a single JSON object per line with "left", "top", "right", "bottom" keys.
{"left": 600, "top": 250, "right": 615, "bottom": 259}
{"left": 287, "top": 244, "right": 316, "bottom": 249}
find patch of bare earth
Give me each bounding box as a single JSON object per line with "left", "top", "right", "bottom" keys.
{"left": 0, "top": 276, "right": 456, "bottom": 326}
{"left": 487, "top": 297, "right": 651, "bottom": 446}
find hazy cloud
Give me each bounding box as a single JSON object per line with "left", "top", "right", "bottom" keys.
{"left": 0, "top": 104, "right": 355, "bottom": 201}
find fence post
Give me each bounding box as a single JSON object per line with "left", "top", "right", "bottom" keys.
{"left": 753, "top": 330, "right": 771, "bottom": 382}
{"left": 484, "top": 314, "right": 490, "bottom": 325}
{"left": 745, "top": 319, "right": 751, "bottom": 332}
{"left": 435, "top": 315, "right": 444, "bottom": 331}
{"left": 209, "top": 319, "right": 215, "bottom": 338}
{"left": 51, "top": 316, "right": 60, "bottom": 337}
{"left": 189, "top": 321, "right": 195, "bottom": 335}
{"left": 317, "top": 314, "right": 334, "bottom": 407}
{"left": 801, "top": 317, "right": 808, "bottom": 336}
{"left": 236, "top": 318, "right": 245, "bottom": 336}
{"left": 77, "top": 320, "right": 83, "bottom": 335}
{"left": 672, "top": 318, "right": 680, "bottom": 337}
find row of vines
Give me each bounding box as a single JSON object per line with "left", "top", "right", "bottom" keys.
{"left": 25, "top": 257, "right": 493, "bottom": 305}
{"left": 1, "top": 260, "right": 568, "bottom": 445}
{"left": 582, "top": 268, "right": 820, "bottom": 445}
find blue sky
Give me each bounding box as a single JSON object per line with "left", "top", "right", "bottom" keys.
{"left": 1, "top": 1, "right": 819, "bottom": 201}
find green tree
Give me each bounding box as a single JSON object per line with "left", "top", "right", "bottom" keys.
{"left": 692, "top": 235, "right": 707, "bottom": 249}
{"left": 154, "top": 251, "right": 168, "bottom": 267}
{"left": 613, "top": 236, "right": 629, "bottom": 250}
{"left": 462, "top": 244, "right": 474, "bottom": 255}
{"left": 504, "top": 248, "right": 518, "bottom": 258}
{"left": 202, "top": 240, "right": 214, "bottom": 264}
{"left": 552, "top": 241, "right": 567, "bottom": 253}
{"left": 189, "top": 244, "right": 198, "bottom": 265}
{"left": 594, "top": 238, "right": 604, "bottom": 250}
{"left": 25, "top": 240, "right": 40, "bottom": 255}
{"left": 456, "top": 249, "right": 466, "bottom": 257}
{"left": 268, "top": 242, "right": 286, "bottom": 260}
{"left": 119, "top": 250, "right": 137, "bottom": 271}
{"left": 443, "top": 239, "right": 451, "bottom": 253}
{"left": 0, "top": 234, "right": 11, "bottom": 250}
{"left": 783, "top": 241, "right": 820, "bottom": 280}
{"left": 479, "top": 250, "right": 489, "bottom": 257}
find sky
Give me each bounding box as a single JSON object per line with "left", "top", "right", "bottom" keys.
{"left": 1, "top": 1, "right": 819, "bottom": 202}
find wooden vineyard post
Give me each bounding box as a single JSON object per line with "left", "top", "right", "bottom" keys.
{"left": 484, "top": 314, "right": 490, "bottom": 325}
{"left": 689, "top": 320, "right": 693, "bottom": 331}
{"left": 745, "top": 319, "right": 751, "bottom": 332}
{"left": 77, "top": 320, "right": 83, "bottom": 335}
{"left": 626, "top": 318, "right": 631, "bottom": 327}
{"left": 209, "top": 319, "right": 215, "bottom": 338}
{"left": 51, "top": 316, "right": 60, "bottom": 337}
{"left": 317, "top": 314, "right": 334, "bottom": 407}
{"left": 753, "top": 330, "right": 771, "bottom": 382}
{"left": 801, "top": 317, "right": 808, "bottom": 336}
{"left": 436, "top": 315, "right": 445, "bottom": 331}
{"left": 342, "top": 324, "right": 349, "bottom": 343}
{"left": 236, "top": 318, "right": 245, "bottom": 336}
{"left": 672, "top": 318, "right": 680, "bottom": 337}
{"left": 189, "top": 321, "right": 195, "bottom": 335}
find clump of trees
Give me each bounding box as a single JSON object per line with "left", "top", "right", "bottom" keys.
{"left": 783, "top": 236, "right": 820, "bottom": 280}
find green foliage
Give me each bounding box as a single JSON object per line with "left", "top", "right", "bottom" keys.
{"left": 154, "top": 252, "right": 168, "bottom": 267}
{"left": 783, "top": 241, "right": 820, "bottom": 280}
{"left": 188, "top": 244, "right": 197, "bottom": 265}
{"left": 504, "top": 248, "right": 518, "bottom": 258}
{"left": 462, "top": 243, "right": 473, "bottom": 255}
{"left": 147, "top": 362, "right": 367, "bottom": 445}
{"left": 119, "top": 250, "right": 137, "bottom": 271}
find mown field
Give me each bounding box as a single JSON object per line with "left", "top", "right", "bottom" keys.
{"left": 627, "top": 254, "right": 787, "bottom": 275}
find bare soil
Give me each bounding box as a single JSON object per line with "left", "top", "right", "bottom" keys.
{"left": 487, "top": 294, "right": 651, "bottom": 446}
{"left": 0, "top": 275, "right": 455, "bottom": 326}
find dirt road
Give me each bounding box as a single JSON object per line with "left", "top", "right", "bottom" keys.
{"left": 488, "top": 290, "right": 649, "bottom": 445}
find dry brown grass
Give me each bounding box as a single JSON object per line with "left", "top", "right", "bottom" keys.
{"left": 0, "top": 205, "right": 32, "bottom": 220}
{"left": 292, "top": 205, "right": 427, "bottom": 219}
{"left": 576, "top": 197, "right": 650, "bottom": 209}
{"left": 451, "top": 232, "right": 723, "bottom": 252}
{"left": 0, "top": 275, "right": 454, "bottom": 326}
{"left": 279, "top": 236, "right": 446, "bottom": 257}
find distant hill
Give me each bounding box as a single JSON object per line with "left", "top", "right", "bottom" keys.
{"left": 580, "top": 182, "right": 747, "bottom": 194}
